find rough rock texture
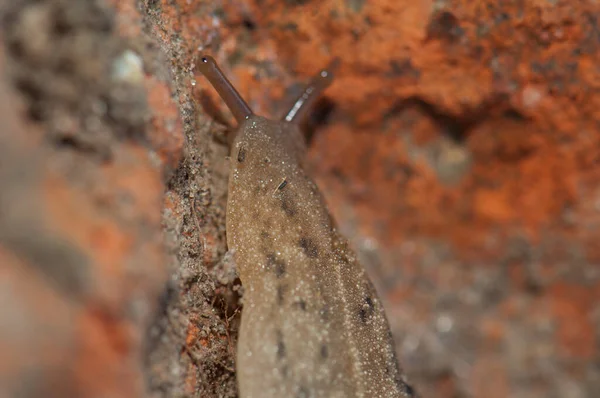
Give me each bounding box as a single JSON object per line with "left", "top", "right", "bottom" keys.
{"left": 1, "top": 0, "right": 599, "bottom": 397}
{"left": 0, "top": 1, "right": 172, "bottom": 396}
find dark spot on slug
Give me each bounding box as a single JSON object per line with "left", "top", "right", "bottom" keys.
{"left": 279, "top": 193, "right": 297, "bottom": 217}
{"left": 275, "top": 262, "right": 286, "bottom": 278}
{"left": 385, "top": 362, "right": 392, "bottom": 375}
{"left": 276, "top": 331, "right": 286, "bottom": 359}
{"left": 262, "top": 217, "right": 273, "bottom": 231}
{"left": 296, "top": 386, "right": 310, "bottom": 398}
{"left": 320, "top": 304, "right": 330, "bottom": 321}
{"left": 277, "top": 341, "right": 286, "bottom": 359}
{"left": 260, "top": 230, "right": 269, "bottom": 240}
{"left": 359, "top": 295, "right": 376, "bottom": 324}
{"left": 299, "top": 237, "right": 319, "bottom": 258}
{"left": 237, "top": 146, "right": 246, "bottom": 162}
{"left": 294, "top": 299, "right": 307, "bottom": 311}
{"left": 358, "top": 308, "right": 368, "bottom": 323}
{"left": 320, "top": 344, "right": 328, "bottom": 359}
{"left": 277, "top": 179, "right": 288, "bottom": 190}
{"left": 277, "top": 285, "right": 285, "bottom": 305}
{"left": 267, "top": 254, "right": 286, "bottom": 278}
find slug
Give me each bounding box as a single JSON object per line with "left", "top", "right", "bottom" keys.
{"left": 198, "top": 56, "right": 415, "bottom": 398}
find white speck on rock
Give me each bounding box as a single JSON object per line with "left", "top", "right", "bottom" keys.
{"left": 111, "top": 50, "right": 144, "bottom": 84}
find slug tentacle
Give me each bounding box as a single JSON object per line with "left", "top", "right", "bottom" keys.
{"left": 198, "top": 55, "right": 254, "bottom": 124}
{"left": 284, "top": 58, "right": 340, "bottom": 124}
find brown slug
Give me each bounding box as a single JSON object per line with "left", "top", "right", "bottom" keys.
{"left": 198, "top": 55, "right": 415, "bottom": 398}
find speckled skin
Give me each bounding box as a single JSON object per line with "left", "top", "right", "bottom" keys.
{"left": 227, "top": 116, "right": 414, "bottom": 398}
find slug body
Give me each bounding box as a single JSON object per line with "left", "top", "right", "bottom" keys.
{"left": 199, "top": 56, "right": 414, "bottom": 398}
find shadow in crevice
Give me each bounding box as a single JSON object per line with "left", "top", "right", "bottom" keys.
{"left": 302, "top": 97, "right": 337, "bottom": 146}
{"left": 384, "top": 92, "right": 526, "bottom": 143}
